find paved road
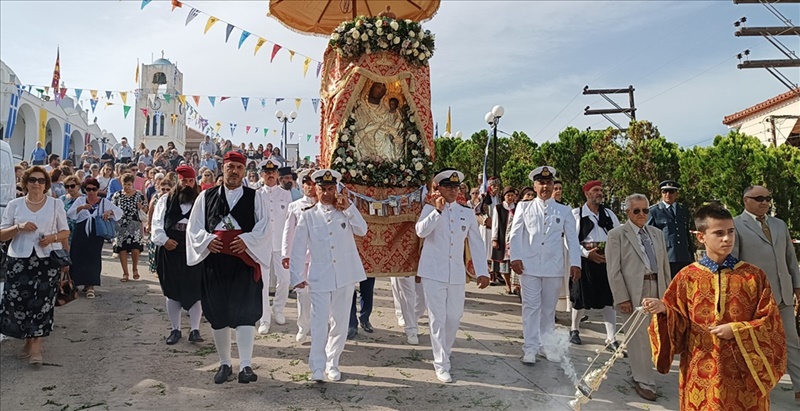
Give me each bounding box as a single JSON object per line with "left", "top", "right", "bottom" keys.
{"left": 1, "top": 246, "right": 796, "bottom": 410}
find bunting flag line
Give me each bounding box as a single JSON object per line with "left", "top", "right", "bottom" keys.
{"left": 178, "top": 95, "right": 186, "bottom": 106}
{"left": 90, "top": 90, "right": 97, "bottom": 99}
{"left": 260, "top": 98, "right": 266, "bottom": 108}
{"left": 203, "top": 16, "right": 218, "bottom": 34}
{"left": 192, "top": 95, "right": 200, "bottom": 106}
{"left": 316, "top": 62, "right": 322, "bottom": 78}
{"left": 185, "top": 8, "right": 200, "bottom": 26}
{"left": 75, "top": 89, "right": 83, "bottom": 100}
{"left": 253, "top": 37, "right": 265, "bottom": 55}
{"left": 241, "top": 97, "right": 249, "bottom": 111}
{"left": 171, "top": 0, "right": 182, "bottom": 11}
{"left": 164, "top": 94, "right": 172, "bottom": 104}
{"left": 303, "top": 58, "right": 311, "bottom": 78}
{"left": 220, "top": 96, "right": 230, "bottom": 102}
{"left": 105, "top": 91, "right": 112, "bottom": 100}
{"left": 263, "top": 128, "right": 268, "bottom": 137}
{"left": 225, "top": 24, "right": 234, "bottom": 43}
{"left": 123, "top": 105, "right": 131, "bottom": 118}
{"left": 245, "top": 125, "right": 251, "bottom": 134}
{"left": 215, "top": 122, "right": 221, "bottom": 132}
{"left": 140, "top": 108, "right": 148, "bottom": 119}
{"left": 89, "top": 99, "right": 98, "bottom": 113}
{"left": 311, "top": 98, "right": 319, "bottom": 114}
{"left": 270, "top": 44, "right": 282, "bottom": 63}
{"left": 229, "top": 123, "right": 236, "bottom": 136}
{"left": 208, "top": 96, "right": 216, "bottom": 106}
{"left": 306, "top": 134, "right": 311, "bottom": 142}
{"left": 275, "top": 98, "right": 284, "bottom": 105}
{"left": 141, "top": 0, "right": 152, "bottom": 10}
{"left": 295, "top": 98, "right": 301, "bottom": 110}
{"left": 239, "top": 31, "right": 251, "bottom": 50}
{"left": 120, "top": 92, "right": 128, "bottom": 105}
{"left": 288, "top": 50, "right": 295, "bottom": 62}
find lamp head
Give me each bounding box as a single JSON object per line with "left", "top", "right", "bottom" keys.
{"left": 275, "top": 110, "right": 284, "bottom": 120}
{"left": 492, "top": 105, "right": 505, "bottom": 118}
{"left": 289, "top": 111, "right": 298, "bottom": 120}
{"left": 455, "top": 131, "right": 463, "bottom": 138}
{"left": 442, "top": 132, "right": 451, "bottom": 138}
{"left": 485, "top": 112, "right": 494, "bottom": 124}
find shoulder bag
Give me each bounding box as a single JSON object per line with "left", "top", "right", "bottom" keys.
{"left": 47, "top": 198, "right": 72, "bottom": 268}
{"left": 94, "top": 199, "right": 117, "bottom": 240}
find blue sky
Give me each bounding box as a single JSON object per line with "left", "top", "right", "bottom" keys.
{"left": 1, "top": 1, "right": 796, "bottom": 157}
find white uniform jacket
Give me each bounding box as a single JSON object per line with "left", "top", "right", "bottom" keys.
{"left": 289, "top": 202, "right": 368, "bottom": 293}
{"left": 416, "top": 202, "right": 489, "bottom": 285}
{"left": 282, "top": 195, "right": 315, "bottom": 264}
{"left": 508, "top": 198, "right": 581, "bottom": 277}
{"left": 259, "top": 184, "right": 294, "bottom": 252}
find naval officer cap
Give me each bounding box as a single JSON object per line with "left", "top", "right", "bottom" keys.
{"left": 258, "top": 158, "right": 281, "bottom": 172}
{"left": 433, "top": 168, "right": 465, "bottom": 187}
{"left": 528, "top": 166, "right": 557, "bottom": 182}
{"left": 659, "top": 180, "right": 680, "bottom": 191}
{"left": 298, "top": 169, "right": 314, "bottom": 184}
{"left": 278, "top": 166, "right": 293, "bottom": 177}
{"left": 311, "top": 169, "right": 341, "bottom": 185}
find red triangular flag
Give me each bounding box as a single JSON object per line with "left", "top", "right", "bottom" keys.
{"left": 270, "top": 44, "right": 282, "bottom": 63}
{"left": 141, "top": 108, "right": 148, "bottom": 118}
{"left": 220, "top": 96, "right": 230, "bottom": 102}
{"left": 171, "top": 0, "right": 182, "bottom": 11}
{"left": 192, "top": 95, "right": 200, "bottom": 106}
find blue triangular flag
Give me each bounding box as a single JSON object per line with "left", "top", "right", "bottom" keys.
{"left": 238, "top": 31, "right": 250, "bottom": 49}
{"left": 208, "top": 96, "right": 216, "bottom": 107}
{"left": 89, "top": 99, "right": 98, "bottom": 113}
{"left": 230, "top": 123, "right": 237, "bottom": 136}
{"left": 74, "top": 89, "right": 83, "bottom": 100}
{"left": 311, "top": 98, "right": 320, "bottom": 113}
{"left": 241, "top": 97, "right": 249, "bottom": 111}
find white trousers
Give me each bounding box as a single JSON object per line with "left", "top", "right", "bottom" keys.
{"left": 261, "top": 250, "right": 289, "bottom": 323}
{"left": 422, "top": 278, "right": 465, "bottom": 373}
{"left": 391, "top": 276, "right": 426, "bottom": 336}
{"left": 296, "top": 263, "right": 311, "bottom": 335}
{"left": 520, "top": 275, "right": 563, "bottom": 356}
{"left": 308, "top": 283, "right": 355, "bottom": 373}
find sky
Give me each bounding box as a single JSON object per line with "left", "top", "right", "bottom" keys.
{"left": 1, "top": 0, "right": 797, "bottom": 158}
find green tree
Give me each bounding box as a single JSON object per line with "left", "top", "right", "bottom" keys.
{"left": 500, "top": 131, "right": 540, "bottom": 189}
{"left": 537, "top": 127, "right": 603, "bottom": 206}
{"left": 432, "top": 136, "right": 463, "bottom": 173}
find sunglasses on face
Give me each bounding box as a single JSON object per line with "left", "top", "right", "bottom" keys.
{"left": 160, "top": 187, "right": 171, "bottom": 192}
{"left": 64, "top": 184, "right": 77, "bottom": 189}
{"left": 85, "top": 187, "right": 99, "bottom": 192}
{"left": 27, "top": 177, "right": 46, "bottom": 185}
{"left": 661, "top": 190, "right": 677, "bottom": 194}
{"left": 746, "top": 195, "right": 772, "bottom": 203}
{"left": 631, "top": 208, "right": 650, "bottom": 215}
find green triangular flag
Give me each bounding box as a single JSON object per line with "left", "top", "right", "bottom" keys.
{"left": 123, "top": 105, "right": 131, "bottom": 118}
{"left": 163, "top": 94, "right": 171, "bottom": 104}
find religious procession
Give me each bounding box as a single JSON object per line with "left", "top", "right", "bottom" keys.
{"left": 1, "top": 1, "right": 800, "bottom": 410}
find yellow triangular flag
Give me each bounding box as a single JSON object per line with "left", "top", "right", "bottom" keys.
{"left": 178, "top": 95, "right": 186, "bottom": 106}
{"left": 215, "top": 122, "right": 221, "bottom": 132}
{"left": 90, "top": 90, "right": 98, "bottom": 99}
{"left": 303, "top": 58, "right": 311, "bottom": 77}
{"left": 254, "top": 38, "right": 266, "bottom": 56}
{"left": 288, "top": 50, "right": 295, "bottom": 62}
{"left": 295, "top": 98, "right": 301, "bottom": 110}
{"left": 204, "top": 16, "right": 219, "bottom": 34}
{"left": 120, "top": 92, "right": 128, "bottom": 105}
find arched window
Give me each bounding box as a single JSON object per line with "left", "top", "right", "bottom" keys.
{"left": 159, "top": 114, "right": 165, "bottom": 136}
{"left": 145, "top": 115, "right": 150, "bottom": 136}
{"left": 152, "top": 113, "right": 158, "bottom": 135}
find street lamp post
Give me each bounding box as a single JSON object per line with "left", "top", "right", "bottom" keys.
{"left": 275, "top": 110, "right": 297, "bottom": 166}
{"left": 441, "top": 131, "right": 463, "bottom": 139}
{"left": 485, "top": 105, "right": 504, "bottom": 178}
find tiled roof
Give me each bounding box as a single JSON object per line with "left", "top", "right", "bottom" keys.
{"left": 723, "top": 88, "right": 800, "bottom": 126}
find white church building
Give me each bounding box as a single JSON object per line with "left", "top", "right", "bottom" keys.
{"left": 0, "top": 60, "right": 119, "bottom": 163}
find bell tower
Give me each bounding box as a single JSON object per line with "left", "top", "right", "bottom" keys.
{"left": 134, "top": 52, "right": 186, "bottom": 153}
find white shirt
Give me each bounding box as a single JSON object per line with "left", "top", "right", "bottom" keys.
{"left": 490, "top": 202, "right": 515, "bottom": 241}
{"left": 259, "top": 184, "right": 294, "bottom": 251}
{"left": 508, "top": 198, "right": 581, "bottom": 277}
{"left": 151, "top": 194, "right": 192, "bottom": 246}
{"left": 416, "top": 202, "right": 489, "bottom": 285}
{"left": 1, "top": 197, "right": 68, "bottom": 258}
{"left": 186, "top": 185, "right": 272, "bottom": 268}
{"left": 289, "top": 202, "right": 367, "bottom": 292}
{"left": 572, "top": 204, "right": 620, "bottom": 258}
{"left": 744, "top": 209, "right": 766, "bottom": 224}
{"left": 117, "top": 145, "right": 134, "bottom": 158}
{"left": 282, "top": 195, "right": 316, "bottom": 260}
{"left": 66, "top": 196, "right": 123, "bottom": 236}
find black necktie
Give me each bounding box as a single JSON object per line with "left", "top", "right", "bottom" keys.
{"left": 669, "top": 205, "right": 676, "bottom": 218}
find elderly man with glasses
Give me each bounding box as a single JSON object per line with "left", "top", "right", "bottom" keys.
{"left": 732, "top": 185, "right": 800, "bottom": 403}
{"left": 647, "top": 180, "right": 695, "bottom": 279}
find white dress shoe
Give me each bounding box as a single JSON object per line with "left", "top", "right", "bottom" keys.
{"left": 327, "top": 367, "right": 341, "bottom": 381}
{"left": 522, "top": 353, "right": 536, "bottom": 365}
{"left": 274, "top": 312, "right": 286, "bottom": 325}
{"left": 435, "top": 370, "right": 452, "bottom": 383}
{"left": 397, "top": 317, "right": 406, "bottom": 327}
{"left": 295, "top": 331, "right": 308, "bottom": 343}
{"left": 311, "top": 369, "right": 325, "bottom": 382}
{"left": 406, "top": 333, "right": 419, "bottom": 345}
{"left": 257, "top": 322, "right": 270, "bottom": 335}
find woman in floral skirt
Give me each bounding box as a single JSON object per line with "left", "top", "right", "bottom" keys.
{"left": 112, "top": 174, "right": 147, "bottom": 282}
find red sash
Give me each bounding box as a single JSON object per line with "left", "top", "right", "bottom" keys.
{"left": 213, "top": 230, "right": 261, "bottom": 282}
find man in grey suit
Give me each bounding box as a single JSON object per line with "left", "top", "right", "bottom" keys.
{"left": 647, "top": 180, "right": 695, "bottom": 279}
{"left": 607, "top": 194, "right": 670, "bottom": 402}
{"left": 731, "top": 184, "right": 800, "bottom": 403}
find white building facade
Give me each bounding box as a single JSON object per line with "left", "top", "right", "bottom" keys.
{"left": 0, "top": 60, "right": 118, "bottom": 163}
{"left": 134, "top": 57, "right": 186, "bottom": 153}
{"left": 723, "top": 88, "right": 800, "bottom": 147}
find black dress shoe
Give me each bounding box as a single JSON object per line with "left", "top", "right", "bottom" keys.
{"left": 238, "top": 366, "right": 258, "bottom": 384}
{"left": 569, "top": 330, "right": 582, "bottom": 345}
{"left": 580, "top": 315, "right": 589, "bottom": 323}
{"left": 214, "top": 364, "right": 233, "bottom": 384}
{"left": 188, "top": 329, "right": 203, "bottom": 343}
{"left": 347, "top": 327, "right": 358, "bottom": 340}
{"left": 361, "top": 321, "right": 374, "bottom": 333}
{"left": 166, "top": 330, "right": 182, "bottom": 345}
{"left": 607, "top": 341, "right": 628, "bottom": 358}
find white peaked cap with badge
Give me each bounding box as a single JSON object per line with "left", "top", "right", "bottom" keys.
{"left": 258, "top": 158, "right": 281, "bottom": 171}
{"left": 528, "top": 166, "right": 557, "bottom": 182}
{"left": 433, "top": 169, "right": 465, "bottom": 186}
{"left": 297, "top": 169, "right": 313, "bottom": 182}
{"left": 311, "top": 169, "right": 342, "bottom": 185}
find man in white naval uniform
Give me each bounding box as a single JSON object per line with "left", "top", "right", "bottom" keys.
{"left": 281, "top": 169, "right": 317, "bottom": 343}
{"left": 509, "top": 166, "right": 581, "bottom": 365}
{"left": 416, "top": 169, "right": 490, "bottom": 383}
{"left": 290, "top": 169, "right": 368, "bottom": 383}
{"left": 257, "top": 158, "right": 294, "bottom": 334}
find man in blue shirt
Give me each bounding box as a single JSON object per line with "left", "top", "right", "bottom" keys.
{"left": 30, "top": 141, "right": 47, "bottom": 165}
{"left": 199, "top": 151, "right": 217, "bottom": 174}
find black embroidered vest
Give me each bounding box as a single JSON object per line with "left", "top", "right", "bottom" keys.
{"left": 163, "top": 193, "right": 192, "bottom": 231}
{"left": 204, "top": 186, "right": 256, "bottom": 233}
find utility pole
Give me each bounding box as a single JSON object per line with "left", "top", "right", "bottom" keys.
{"left": 733, "top": 1, "right": 800, "bottom": 95}
{"left": 582, "top": 85, "right": 636, "bottom": 131}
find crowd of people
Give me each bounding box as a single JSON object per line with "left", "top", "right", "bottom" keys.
{"left": 2, "top": 139, "right": 799, "bottom": 410}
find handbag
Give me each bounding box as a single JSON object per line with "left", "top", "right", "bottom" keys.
{"left": 55, "top": 269, "right": 78, "bottom": 306}
{"left": 46, "top": 199, "right": 72, "bottom": 268}
{"left": 94, "top": 199, "right": 116, "bottom": 240}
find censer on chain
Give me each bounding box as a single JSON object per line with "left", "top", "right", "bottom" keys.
{"left": 569, "top": 306, "right": 651, "bottom": 411}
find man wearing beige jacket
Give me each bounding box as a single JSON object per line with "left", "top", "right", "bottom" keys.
{"left": 606, "top": 193, "right": 670, "bottom": 402}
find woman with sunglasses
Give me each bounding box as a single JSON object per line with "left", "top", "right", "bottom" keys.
{"left": 199, "top": 170, "right": 216, "bottom": 191}
{"left": 0, "top": 166, "right": 69, "bottom": 365}
{"left": 60, "top": 175, "right": 83, "bottom": 244}
{"left": 67, "top": 178, "right": 122, "bottom": 299}
{"left": 147, "top": 178, "right": 173, "bottom": 275}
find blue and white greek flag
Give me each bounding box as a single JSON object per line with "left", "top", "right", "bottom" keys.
{"left": 63, "top": 123, "right": 71, "bottom": 159}
{"left": 4, "top": 85, "right": 23, "bottom": 139}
